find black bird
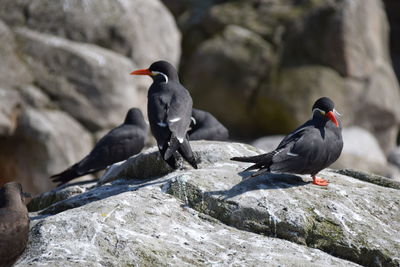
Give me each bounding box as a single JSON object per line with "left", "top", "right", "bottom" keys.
{"left": 130, "top": 61, "right": 197, "bottom": 169}
{"left": 231, "top": 97, "right": 343, "bottom": 186}
{"left": 0, "top": 182, "right": 30, "bottom": 267}
{"left": 189, "top": 108, "right": 229, "bottom": 141}
{"left": 51, "top": 108, "right": 148, "bottom": 185}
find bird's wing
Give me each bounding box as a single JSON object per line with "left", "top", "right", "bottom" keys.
{"left": 165, "top": 90, "right": 193, "bottom": 143}
{"left": 78, "top": 125, "right": 146, "bottom": 172}
{"left": 271, "top": 126, "right": 323, "bottom": 173}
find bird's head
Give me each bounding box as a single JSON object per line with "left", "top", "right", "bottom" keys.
{"left": 124, "top": 108, "right": 148, "bottom": 129}
{"left": 130, "top": 60, "right": 179, "bottom": 83}
{"left": 311, "top": 97, "right": 340, "bottom": 127}
{"left": 0, "top": 182, "right": 31, "bottom": 207}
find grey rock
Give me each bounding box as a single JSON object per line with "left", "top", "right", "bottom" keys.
{"left": 334, "top": 169, "right": 400, "bottom": 190}
{"left": 18, "top": 181, "right": 358, "bottom": 266}
{"left": 332, "top": 127, "right": 389, "bottom": 175}
{"left": 19, "top": 85, "right": 52, "bottom": 109}
{"left": 0, "top": 0, "right": 180, "bottom": 67}
{"left": 180, "top": 0, "right": 400, "bottom": 153}
{"left": 0, "top": 88, "right": 22, "bottom": 137}
{"left": 0, "top": 108, "right": 93, "bottom": 195}
{"left": 0, "top": 20, "right": 33, "bottom": 89}
{"left": 23, "top": 141, "right": 400, "bottom": 266}
{"left": 388, "top": 146, "right": 400, "bottom": 170}
{"left": 98, "top": 141, "right": 398, "bottom": 266}
{"left": 15, "top": 28, "right": 142, "bottom": 131}
{"left": 251, "top": 135, "right": 285, "bottom": 152}
{"left": 185, "top": 25, "right": 274, "bottom": 137}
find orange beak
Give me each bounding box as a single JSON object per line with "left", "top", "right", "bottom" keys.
{"left": 130, "top": 68, "right": 153, "bottom": 76}
{"left": 326, "top": 111, "right": 339, "bottom": 127}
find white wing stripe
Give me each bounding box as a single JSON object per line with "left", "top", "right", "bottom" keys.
{"left": 169, "top": 117, "right": 181, "bottom": 123}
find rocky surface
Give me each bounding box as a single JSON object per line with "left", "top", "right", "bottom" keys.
{"left": 23, "top": 141, "right": 400, "bottom": 267}
{"left": 0, "top": 0, "right": 180, "bottom": 67}
{"left": 0, "top": 0, "right": 180, "bottom": 195}
{"left": 169, "top": 0, "right": 400, "bottom": 153}
{"left": 0, "top": 108, "right": 93, "bottom": 194}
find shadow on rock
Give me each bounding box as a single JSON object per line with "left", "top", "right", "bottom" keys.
{"left": 36, "top": 178, "right": 167, "bottom": 216}
{"left": 208, "top": 172, "right": 308, "bottom": 200}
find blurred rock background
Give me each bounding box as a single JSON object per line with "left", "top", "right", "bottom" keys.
{"left": 0, "top": 0, "right": 399, "bottom": 195}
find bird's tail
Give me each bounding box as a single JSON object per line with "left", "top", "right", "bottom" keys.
{"left": 231, "top": 153, "right": 271, "bottom": 163}
{"left": 50, "top": 164, "right": 88, "bottom": 186}
{"left": 231, "top": 152, "right": 274, "bottom": 173}
{"left": 178, "top": 138, "right": 197, "bottom": 169}
{"left": 164, "top": 135, "right": 197, "bottom": 169}
{"left": 50, "top": 164, "right": 81, "bottom": 186}
{"left": 164, "top": 136, "right": 180, "bottom": 161}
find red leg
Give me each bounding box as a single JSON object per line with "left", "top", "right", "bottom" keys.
{"left": 312, "top": 175, "right": 329, "bottom": 186}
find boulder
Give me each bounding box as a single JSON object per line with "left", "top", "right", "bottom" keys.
{"left": 179, "top": 0, "right": 400, "bottom": 153}
{"left": 0, "top": 88, "right": 22, "bottom": 137}
{"left": 0, "top": 0, "right": 180, "bottom": 67}
{"left": 0, "top": 20, "right": 33, "bottom": 89}
{"left": 0, "top": 108, "right": 93, "bottom": 195}
{"left": 18, "top": 187, "right": 357, "bottom": 267}
{"left": 332, "top": 127, "right": 389, "bottom": 175}
{"left": 15, "top": 27, "right": 141, "bottom": 131}
{"left": 25, "top": 141, "right": 400, "bottom": 266}
{"left": 251, "top": 135, "right": 283, "bottom": 152}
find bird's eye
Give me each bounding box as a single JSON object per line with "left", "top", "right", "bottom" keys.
{"left": 320, "top": 110, "right": 326, "bottom": 116}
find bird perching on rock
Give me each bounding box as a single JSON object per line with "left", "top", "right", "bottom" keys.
{"left": 130, "top": 61, "right": 198, "bottom": 169}
{"left": 0, "top": 182, "right": 30, "bottom": 267}
{"left": 50, "top": 108, "right": 148, "bottom": 186}
{"left": 231, "top": 97, "right": 343, "bottom": 186}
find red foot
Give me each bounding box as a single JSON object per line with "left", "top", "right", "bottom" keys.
{"left": 312, "top": 176, "right": 329, "bottom": 186}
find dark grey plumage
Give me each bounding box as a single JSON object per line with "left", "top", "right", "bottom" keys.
{"left": 131, "top": 61, "right": 197, "bottom": 169}
{"left": 0, "top": 182, "right": 29, "bottom": 267}
{"left": 51, "top": 108, "right": 148, "bottom": 185}
{"left": 189, "top": 108, "right": 229, "bottom": 141}
{"left": 232, "top": 97, "right": 343, "bottom": 186}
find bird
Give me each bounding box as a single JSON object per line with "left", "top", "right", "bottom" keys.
{"left": 130, "top": 60, "right": 198, "bottom": 169}
{"left": 51, "top": 108, "right": 148, "bottom": 186}
{"left": 0, "top": 182, "right": 30, "bottom": 267}
{"left": 189, "top": 108, "right": 229, "bottom": 141}
{"left": 231, "top": 97, "right": 343, "bottom": 186}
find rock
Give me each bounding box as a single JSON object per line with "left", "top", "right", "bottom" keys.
{"left": 0, "top": 88, "right": 22, "bottom": 137}
{"left": 332, "top": 127, "right": 389, "bottom": 175}
{"left": 251, "top": 135, "right": 284, "bottom": 152}
{"left": 388, "top": 146, "right": 400, "bottom": 169}
{"left": 23, "top": 141, "right": 400, "bottom": 266}
{"left": 97, "top": 141, "right": 400, "bottom": 266}
{"left": 185, "top": 25, "right": 275, "bottom": 137}
{"left": 19, "top": 85, "right": 52, "bottom": 109}
{"left": 334, "top": 169, "right": 400, "bottom": 190}
{"left": 0, "top": 20, "right": 33, "bottom": 89}
{"left": 20, "top": 175, "right": 358, "bottom": 266}
{"left": 179, "top": 0, "right": 400, "bottom": 153}
{"left": 15, "top": 27, "right": 141, "bottom": 131}
{"left": 0, "top": 0, "right": 180, "bottom": 67}
{"left": 0, "top": 108, "right": 93, "bottom": 195}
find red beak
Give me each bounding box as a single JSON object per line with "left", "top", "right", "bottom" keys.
{"left": 326, "top": 111, "right": 339, "bottom": 127}
{"left": 130, "top": 68, "right": 152, "bottom": 75}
